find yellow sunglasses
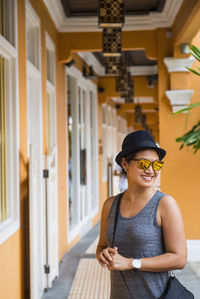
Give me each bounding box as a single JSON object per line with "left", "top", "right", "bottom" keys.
{"left": 132, "top": 159, "right": 164, "bottom": 171}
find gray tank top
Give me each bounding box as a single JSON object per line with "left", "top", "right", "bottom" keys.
{"left": 106, "top": 190, "right": 169, "bottom": 299}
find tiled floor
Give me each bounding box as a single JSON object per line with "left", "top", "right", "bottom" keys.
{"left": 42, "top": 223, "right": 100, "bottom": 299}
{"left": 42, "top": 223, "right": 200, "bottom": 299}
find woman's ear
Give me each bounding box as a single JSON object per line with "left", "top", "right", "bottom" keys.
{"left": 121, "top": 158, "right": 128, "bottom": 171}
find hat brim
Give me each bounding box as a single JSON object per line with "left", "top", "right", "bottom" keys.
{"left": 115, "top": 145, "right": 166, "bottom": 166}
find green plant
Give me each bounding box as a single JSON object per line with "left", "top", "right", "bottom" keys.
{"left": 173, "top": 44, "right": 200, "bottom": 153}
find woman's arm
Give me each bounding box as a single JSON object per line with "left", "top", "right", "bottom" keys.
{"left": 96, "top": 196, "right": 117, "bottom": 268}
{"left": 108, "top": 195, "right": 187, "bottom": 272}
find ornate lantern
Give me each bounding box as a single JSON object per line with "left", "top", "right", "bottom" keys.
{"left": 105, "top": 56, "right": 121, "bottom": 75}
{"left": 134, "top": 105, "right": 142, "bottom": 123}
{"left": 103, "top": 28, "right": 122, "bottom": 57}
{"left": 98, "top": 0, "right": 124, "bottom": 28}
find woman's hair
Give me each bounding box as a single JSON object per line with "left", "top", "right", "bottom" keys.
{"left": 121, "top": 151, "right": 137, "bottom": 175}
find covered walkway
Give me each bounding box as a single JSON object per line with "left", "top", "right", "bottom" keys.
{"left": 42, "top": 223, "right": 200, "bottom": 299}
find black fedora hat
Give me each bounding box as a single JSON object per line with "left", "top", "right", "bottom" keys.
{"left": 115, "top": 130, "right": 166, "bottom": 166}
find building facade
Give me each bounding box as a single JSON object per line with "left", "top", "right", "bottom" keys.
{"left": 0, "top": 0, "right": 200, "bottom": 298}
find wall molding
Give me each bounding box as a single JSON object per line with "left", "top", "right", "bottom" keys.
{"left": 164, "top": 56, "right": 195, "bottom": 73}
{"left": 78, "top": 52, "right": 158, "bottom": 76}
{"left": 165, "top": 89, "right": 194, "bottom": 113}
{"left": 43, "top": 0, "right": 183, "bottom": 32}
{"left": 187, "top": 240, "right": 200, "bottom": 262}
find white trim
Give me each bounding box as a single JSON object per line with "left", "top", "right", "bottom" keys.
{"left": 45, "top": 32, "right": 56, "bottom": 87}
{"left": 187, "top": 240, "right": 200, "bottom": 262}
{"left": 165, "top": 89, "right": 194, "bottom": 113}
{"left": 66, "top": 66, "right": 99, "bottom": 244}
{"left": 45, "top": 32, "right": 56, "bottom": 51}
{"left": 0, "top": 1, "right": 20, "bottom": 244}
{"left": 43, "top": 0, "right": 183, "bottom": 32}
{"left": 43, "top": 0, "right": 66, "bottom": 30}
{"left": 164, "top": 56, "right": 195, "bottom": 73}
{"left": 27, "top": 60, "right": 41, "bottom": 79}
{"left": 78, "top": 52, "right": 158, "bottom": 77}
{"left": 78, "top": 52, "right": 105, "bottom": 76}
{"left": 0, "top": 220, "right": 20, "bottom": 245}
{"left": 26, "top": 0, "right": 41, "bottom": 26}
{"left": 26, "top": 0, "right": 41, "bottom": 71}
{"left": 111, "top": 96, "right": 155, "bottom": 104}
{"left": 0, "top": 35, "right": 17, "bottom": 59}
{"left": 130, "top": 65, "right": 157, "bottom": 76}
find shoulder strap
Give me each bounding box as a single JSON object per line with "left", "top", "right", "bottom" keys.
{"left": 112, "top": 192, "right": 123, "bottom": 247}
{"left": 112, "top": 192, "right": 133, "bottom": 298}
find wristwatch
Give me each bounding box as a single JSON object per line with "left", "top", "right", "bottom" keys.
{"left": 132, "top": 259, "right": 142, "bottom": 269}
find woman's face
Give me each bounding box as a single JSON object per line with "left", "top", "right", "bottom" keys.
{"left": 122, "top": 149, "right": 160, "bottom": 188}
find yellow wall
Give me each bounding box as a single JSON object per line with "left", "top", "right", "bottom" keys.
{"left": 1, "top": 1, "right": 200, "bottom": 298}
{"left": 0, "top": 231, "right": 21, "bottom": 299}
{"left": 158, "top": 28, "right": 200, "bottom": 239}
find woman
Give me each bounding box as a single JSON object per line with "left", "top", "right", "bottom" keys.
{"left": 96, "top": 130, "right": 187, "bottom": 299}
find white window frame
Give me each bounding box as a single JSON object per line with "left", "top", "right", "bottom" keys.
{"left": 102, "top": 103, "right": 107, "bottom": 182}
{"left": 45, "top": 32, "right": 56, "bottom": 153}
{"left": 45, "top": 32, "right": 55, "bottom": 85}
{"left": 26, "top": 0, "right": 41, "bottom": 71}
{"left": 66, "top": 66, "right": 99, "bottom": 243}
{"left": 0, "top": 0, "right": 19, "bottom": 244}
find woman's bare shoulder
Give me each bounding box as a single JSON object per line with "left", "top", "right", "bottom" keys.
{"left": 160, "top": 195, "right": 178, "bottom": 208}
{"left": 103, "top": 196, "right": 115, "bottom": 212}
{"left": 159, "top": 194, "right": 182, "bottom": 219}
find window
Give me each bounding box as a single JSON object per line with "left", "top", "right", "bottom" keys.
{"left": 66, "top": 68, "right": 99, "bottom": 240}
{"left": 0, "top": 0, "right": 19, "bottom": 244}
{"left": 46, "top": 33, "right": 55, "bottom": 85}
{"left": 0, "top": 0, "right": 16, "bottom": 47}
{"left": 46, "top": 33, "right": 56, "bottom": 154}
{"left": 117, "top": 116, "right": 128, "bottom": 153}
{"left": 102, "top": 105, "right": 117, "bottom": 181}
{"left": 26, "top": 1, "right": 40, "bottom": 70}
{"left": 102, "top": 104, "right": 107, "bottom": 181}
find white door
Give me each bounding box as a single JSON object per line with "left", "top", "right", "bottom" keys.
{"left": 27, "top": 65, "right": 45, "bottom": 299}
{"left": 45, "top": 146, "right": 58, "bottom": 287}
{"left": 29, "top": 144, "right": 39, "bottom": 299}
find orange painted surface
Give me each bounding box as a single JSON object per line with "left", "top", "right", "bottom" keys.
{"left": 0, "top": 231, "right": 22, "bottom": 299}
{"left": 170, "top": 72, "right": 189, "bottom": 90}
{"left": 158, "top": 29, "right": 200, "bottom": 239}
{"left": 56, "top": 61, "right": 68, "bottom": 259}
{"left": 58, "top": 30, "right": 158, "bottom": 62}
{"left": 2, "top": 2, "right": 200, "bottom": 298}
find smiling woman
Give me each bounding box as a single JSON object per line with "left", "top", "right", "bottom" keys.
{"left": 96, "top": 130, "right": 188, "bottom": 299}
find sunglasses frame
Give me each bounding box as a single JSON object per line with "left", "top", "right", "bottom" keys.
{"left": 132, "top": 158, "right": 164, "bottom": 171}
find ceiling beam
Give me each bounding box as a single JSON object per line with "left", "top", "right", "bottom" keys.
{"left": 61, "top": 0, "right": 71, "bottom": 17}
{"left": 116, "top": 103, "right": 158, "bottom": 112}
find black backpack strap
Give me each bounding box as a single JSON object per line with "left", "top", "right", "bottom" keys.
{"left": 112, "top": 191, "right": 133, "bottom": 299}
{"left": 112, "top": 192, "right": 123, "bottom": 247}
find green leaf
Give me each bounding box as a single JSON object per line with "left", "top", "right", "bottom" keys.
{"left": 190, "top": 45, "right": 200, "bottom": 59}
{"left": 175, "top": 121, "right": 200, "bottom": 153}
{"left": 172, "top": 102, "right": 200, "bottom": 115}
{"left": 186, "top": 67, "right": 200, "bottom": 76}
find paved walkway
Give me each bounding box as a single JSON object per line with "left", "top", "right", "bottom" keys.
{"left": 42, "top": 223, "right": 200, "bottom": 299}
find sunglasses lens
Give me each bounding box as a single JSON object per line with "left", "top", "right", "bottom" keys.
{"left": 138, "top": 159, "right": 151, "bottom": 169}
{"left": 153, "top": 161, "right": 163, "bottom": 171}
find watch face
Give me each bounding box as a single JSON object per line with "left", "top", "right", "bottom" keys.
{"left": 132, "top": 259, "right": 141, "bottom": 269}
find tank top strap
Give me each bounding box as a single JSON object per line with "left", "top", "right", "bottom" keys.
{"left": 150, "top": 190, "right": 167, "bottom": 228}
{"left": 107, "top": 192, "right": 124, "bottom": 219}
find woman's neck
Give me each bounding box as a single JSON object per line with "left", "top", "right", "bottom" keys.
{"left": 125, "top": 185, "right": 156, "bottom": 204}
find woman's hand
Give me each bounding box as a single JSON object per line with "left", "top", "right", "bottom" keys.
{"left": 98, "top": 247, "right": 118, "bottom": 268}
{"left": 107, "top": 252, "right": 133, "bottom": 271}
